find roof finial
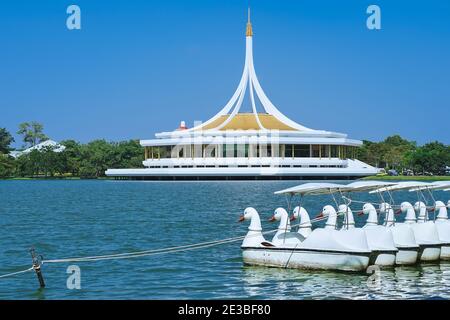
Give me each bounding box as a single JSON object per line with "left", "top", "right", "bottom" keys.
{"left": 246, "top": 7, "right": 253, "bottom": 37}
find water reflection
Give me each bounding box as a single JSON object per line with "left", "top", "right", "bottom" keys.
{"left": 241, "top": 263, "right": 450, "bottom": 300}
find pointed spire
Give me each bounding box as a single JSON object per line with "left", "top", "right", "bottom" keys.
{"left": 246, "top": 7, "right": 253, "bottom": 37}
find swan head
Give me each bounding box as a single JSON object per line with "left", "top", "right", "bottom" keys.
{"left": 317, "top": 205, "right": 336, "bottom": 218}
{"left": 360, "top": 203, "right": 377, "bottom": 216}
{"left": 269, "top": 207, "right": 288, "bottom": 222}
{"left": 447, "top": 200, "right": 450, "bottom": 209}
{"left": 398, "top": 202, "right": 413, "bottom": 214}
{"left": 291, "top": 206, "right": 310, "bottom": 222}
{"left": 338, "top": 204, "right": 349, "bottom": 213}
{"left": 239, "top": 207, "right": 258, "bottom": 222}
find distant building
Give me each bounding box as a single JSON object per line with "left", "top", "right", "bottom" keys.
{"left": 106, "top": 10, "right": 378, "bottom": 180}
{"left": 10, "top": 140, "right": 66, "bottom": 158}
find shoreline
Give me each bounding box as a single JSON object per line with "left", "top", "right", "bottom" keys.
{"left": 1, "top": 176, "right": 450, "bottom": 181}
{"left": 0, "top": 177, "right": 113, "bottom": 180}
{"left": 362, "top": 175, "right": 450, "bottom": 181}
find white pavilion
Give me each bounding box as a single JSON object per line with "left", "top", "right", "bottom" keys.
{"left": 106, "top": 11, "right": 378, "bottom": 180}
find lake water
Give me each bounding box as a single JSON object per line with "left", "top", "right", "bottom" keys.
{"left": 1, "top": 180, "right": 450, "bottom": 300}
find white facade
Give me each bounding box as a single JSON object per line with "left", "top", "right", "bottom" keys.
{"left": 106, "top": 11, "right": 378, "bottom": 180}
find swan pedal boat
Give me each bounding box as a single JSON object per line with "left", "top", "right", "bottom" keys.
{"left": 240, "top": 207, "right": 372, "bottom": 272}
{"left": 378, "top": 203, "right": 419, "bottom": 265}
{"left": 410, "top": 181, "right": 450, "bottom": 260}
{"left": 240, "top": 183, "right": 380, "bottom": 272}
{"left": 372, "top": 182, "right": 447, "bottom": 262}
{"left": 240, "top": 181, "right": 450, "bottom": 272}
{"left": 327, "top": 181, "right": 402, "bottom": 267}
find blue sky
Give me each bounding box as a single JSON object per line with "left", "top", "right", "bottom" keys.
{"left": 1, "top": 0, "right": 449, "bottom": 148}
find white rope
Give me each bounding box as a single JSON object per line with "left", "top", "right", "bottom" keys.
{"left": 0, "top": 266, "right": 34, "bottom": 279}
{"left": 43, "top": 232, "right": 269, "bottom": 264}
{"left": 0, "top": 213, "right": 337, "bottom": 282}
{"left": 0, "top": 214, "right": 336, "bottom": 280}
{"left": 0, "top": 212, "right": 339, "bottom": 279}
{"left": 42, "top": 214, "right": 334, "bottom": 264}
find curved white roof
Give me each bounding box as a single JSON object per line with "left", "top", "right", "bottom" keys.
{"left": 339, "top": 181, "right": 397, "bottom": 192}
{"left": 274, "top": 181, "right": 397, "bottom": 196}
{"left": 154, "top": 11, "right": 355, "bottom": 144}
{"left": 369, "top": 181, "right": 432, "bottom": 193}
{"left": 274, "top": 182, "right": 346, "bottom": 195}
{"left": 409, "top": 181, "right": 450, "bottom": 192}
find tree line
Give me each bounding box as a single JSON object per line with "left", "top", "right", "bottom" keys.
{"left": 0, "top": 123, "right": 449, "bottom": 178}
{"left": 356, "top": 135, "right": 450, "bottom": 175}
{"left": 0, "top": 123, "right": 143, "bottom": 178}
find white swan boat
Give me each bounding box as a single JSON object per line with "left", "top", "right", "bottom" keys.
{"left": 357, "top": 203, "right": 398, "bottom": 267}
{"left": 372, "top": 182, "right": 442, "bottom": 262}
{"left": 239, "top": 180, "right": 450, "bottom": 273}
{"left": 240, "top": 207, "right": 372, "bottom": 272}
{"left": 432, "top": 201, "right": 450, "bottom": 260}
{"left": 240, "top": 183, "right": 373, "bottom": 272}
{"left": 397, "top": 201, "right": 442, "bottom": 261}
{"left": 412, "top": 181, "right": 450, "bottom": 260}
{"left": 337, "top": 180, "right": 419, "bottom": 265}
{"left": 378, "top": 203, "right": 419, "bottom": 265}
{"left": 326, "top": 203, "right": 398, "bottom": 267}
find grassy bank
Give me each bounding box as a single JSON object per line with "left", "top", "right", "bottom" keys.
{"left": 362, "top": 175, "right": 450, "bottom": 181}
{"left": 1, "top": 176, "right": 115, "bottom": 180}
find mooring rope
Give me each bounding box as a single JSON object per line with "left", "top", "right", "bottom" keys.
{"left": 42, "top": 237, "right": 252, "bottom": 264}
{"left": 0, "top": 212, "right": 335, "bottom": 279}
{"left": 41, "top": 213, "right": 335, "bottom": 264}
{"left": 0, "top": 267, "right": 34, "bottom": 279}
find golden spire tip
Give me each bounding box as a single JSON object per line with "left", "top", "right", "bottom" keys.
{"left": 246, "top": 7, "right": 253, "bottom": 37}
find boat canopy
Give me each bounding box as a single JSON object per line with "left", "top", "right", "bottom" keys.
{"left": 338, "top": 181, "right": 397, "bottom": 193}
{"left": 409, "top": 181, "right": 450, "bottom": 192}
{"left": 274, "top": 183, "right": 346, "bottom": 196}
{"left": 275, "top": 181, "right": 399, "bottom": 196}
{"left": 369, "top": 181, "right": 431, "bottom": 194}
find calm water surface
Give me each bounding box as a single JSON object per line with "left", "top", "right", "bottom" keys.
{"left": 1, "top": 180, "right": 449, "bottom": 300}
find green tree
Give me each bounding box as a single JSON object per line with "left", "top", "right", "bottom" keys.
{"left": 109, "top": 140, "right": 144, "bottom": 169}
{"left": 382, "top": 135, "right": 416, "bottom": 170}
{"left": 79, "top": 140, "right": 113, "bottom": 178}
{"left": 0, "top": 128, "right": 15, "bottom": 154}
{"left": 409, "top": 142, "right": 450, "bottom": 175}
{"left": 356, "top": 140, "right": 387, "bottom": 168}
{"left": 14, "top": 150, "right": 40, "bottom": 177}
{"left": 39, "top": 145, "right": 66, "bottom": 177}
{"left": 60, "top": 140, "right": 82, "bottom": 176}
{"left": 17, "top": 122, "right": 48, "bottom": 147}
{"left": 0, "top": 154, "right": 15, "bottom": 178}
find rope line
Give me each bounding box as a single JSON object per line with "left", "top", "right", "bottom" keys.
{"left": 42, "top": 213, "right": 335, "bottom": 264}
{"left": 0, "top": 212, "right": 336, "bottom": 277}
{"left": 0, "top": 267, "right": 34, "bottom": 279}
